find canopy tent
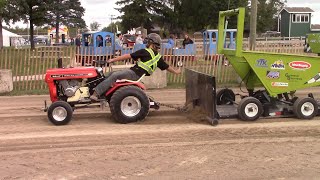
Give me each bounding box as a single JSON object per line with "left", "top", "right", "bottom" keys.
{"left": 2, "top": 29, "right": 22, "bottom": 47}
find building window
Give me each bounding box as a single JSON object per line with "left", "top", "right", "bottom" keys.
{"left": 292, "top": 14, "right": 309, "bottom": 23}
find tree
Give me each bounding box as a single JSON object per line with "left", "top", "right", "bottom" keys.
{"left": 0, "top": 0, "right": 21, "bottom": 48}
{"left": 90, "top": 21, "right": 100, "bottom": 31}
{"left": 116, "top": 0, "right": 164, "bottom": 32}
{"left": 158, "top": 0, "right": 248, "bottom": 33}
{"left": 256, "top": 0, "right": 286, "bottom": 33}
{"left": 46, "top": 0, "right": 86, "bottom": 43}
{"left": 116, "top": 0, "right": 285, "bottom": 36}
{"left": 116, "top": 0, "right": 248, "bottom": 35}
{"left": 9, "top": 0, "right": 50, "bottom": 49}
{"left": 101, "top": 21, "right": 122, "bottom": 33}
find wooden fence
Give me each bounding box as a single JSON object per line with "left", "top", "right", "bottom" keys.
{"left": 0, "top": 38, "right": 316, "bottom": 92}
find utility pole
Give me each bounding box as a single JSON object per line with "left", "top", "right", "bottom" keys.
{"left": 109, "top": 14, "right": 116, "bottom": 33}
{"left": 249, "top": 0, "right": 258, "bottom": 50}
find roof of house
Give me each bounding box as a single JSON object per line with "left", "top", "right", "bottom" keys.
{"left": 281, "top": 7, "right": 314, "bottom": 13}
{"left": 311, "top": 24, "right": 320, "bottom": 30}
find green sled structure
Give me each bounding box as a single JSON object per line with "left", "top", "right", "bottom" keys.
{"left": 187, "top": 7, "right": 320, "bottom": 125}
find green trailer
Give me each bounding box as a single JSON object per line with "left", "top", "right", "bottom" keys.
{"left": 214, "top": 8, "right": 320, "bottom": 121}
{"left": 305, "top": 33, "right": 320, "bottom": 55}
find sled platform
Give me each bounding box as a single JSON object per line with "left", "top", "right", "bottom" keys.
{"left": 217, "top": 105, "right": 238, "bottom": 119}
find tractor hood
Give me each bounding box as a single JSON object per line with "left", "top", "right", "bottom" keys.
{"left": 45, "top": 67, "right": 98, "bottom": 82}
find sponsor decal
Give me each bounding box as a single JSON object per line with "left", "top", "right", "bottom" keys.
{"left": 271, "top": 60, "right": 285, "bottom": 70}
{"left": 51, "top": 74, "right": 89, "bottom": 78}
{"left": 285, "top": 73, "right": 302, "bottom": 81}
{"left": 266, "top": 71, "right": 280, "bottom": 79}
{"left": 304, "top": 73, "right": 320, "bottom": 84}
{"left": 256, "top": 59, "right": 268, "bottom": 68}
{"left": 271, "top": 82, "right": 288, "bottom": 87}
{"left": 289, "top": 61, "right": 311, "bottom": 70}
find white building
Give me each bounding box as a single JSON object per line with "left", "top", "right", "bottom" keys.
{"left": 2, "top": 29, "right": 23, "bottom": 47}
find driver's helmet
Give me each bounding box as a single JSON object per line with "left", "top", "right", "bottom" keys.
{"left": 145, "top": 33, "right": 161, "bottom": 49}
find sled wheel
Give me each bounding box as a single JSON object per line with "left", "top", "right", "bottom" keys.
{"left": 293, "top": 97, "right": 318, "bottom": 119}
{"left": 47, "top": 101, "right": 73, "bottom": 125}
{"left": 217, "top": 88, "right": 235, "bottom": 105}
{"left": 237, "top": 97, "right": 263, "bottom": 121}
{"left": 110, "top": 86, "right": 150, "bottom": 124}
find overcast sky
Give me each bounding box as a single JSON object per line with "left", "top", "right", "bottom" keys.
{"left": 10, "top": 0, "right": 320, "bottom": 29}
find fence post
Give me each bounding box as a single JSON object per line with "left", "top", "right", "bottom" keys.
{"left": 57, "top": 57, "right": 63, "bottom": 68}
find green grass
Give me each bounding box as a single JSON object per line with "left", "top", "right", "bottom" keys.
{"left": 0, "top": 89, "right": 48, "bottom": 96}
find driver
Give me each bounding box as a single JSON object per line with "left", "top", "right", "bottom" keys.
{"left": 90, "top": 33, "right": 181, "bottom": 101}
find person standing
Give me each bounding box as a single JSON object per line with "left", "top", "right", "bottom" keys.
{"left": 167, "top": 34, "right": 175, "bottom": 48}
{"left": 135, "top": 33, "right": 143, "bottom": 44}
{"left": 75, "top": 35, "right": 81, "bottom": 54}
{"left": 115, "top": 33, "right": 124, "bottom": 47}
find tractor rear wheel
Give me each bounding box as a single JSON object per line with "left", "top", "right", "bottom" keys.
{"left": 293, "top": 97, "right": 318, "bottom": 119}
{"left": 237, "top": 97, "right": 263, "bottom": 121}
{"left": 110, "top": 86, "right": 150, "bottom": 124}
{"left": 47, "top": 101, "right": 73, "bottom": 125}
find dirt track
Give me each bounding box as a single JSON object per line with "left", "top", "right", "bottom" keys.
{"left": 1, "top": 89, "right": 320, "bottom": 179}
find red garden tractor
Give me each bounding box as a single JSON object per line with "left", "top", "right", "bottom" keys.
{"left": 44, "top": 64, "right": 159, "bottom": 125}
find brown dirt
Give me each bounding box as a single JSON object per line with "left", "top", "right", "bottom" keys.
{"left": 1, "top": 88, "right": 320, "bottom": 179}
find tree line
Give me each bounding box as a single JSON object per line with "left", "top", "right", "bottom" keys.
{"left": 115, "top": 0, "right": 287, "bottom": 37}
{"left": 0, "top": 0, "right": 86, "bottom": 49}
{"left": 0, "top": 0, "right": 287, "bottom": 49}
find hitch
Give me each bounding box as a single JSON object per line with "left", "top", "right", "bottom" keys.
{"left": 149, "top": 98, "right": 160, "bottom": 110}
{"left": 43, "top": 100, "right": 48, "bottom": 112}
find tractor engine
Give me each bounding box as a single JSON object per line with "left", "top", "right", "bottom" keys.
{"left": 58, "top": 80, "right": 81, "bottom": 97}
{"left": 57, "top": 80, "right": 90, "bottom": 102}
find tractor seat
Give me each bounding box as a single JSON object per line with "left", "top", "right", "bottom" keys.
{"left": 116, "top": 74, "right": 145, "bottom": 83}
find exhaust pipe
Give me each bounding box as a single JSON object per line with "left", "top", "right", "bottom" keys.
{"left": 57, "top": 58, "right": 63, "bottom": 68}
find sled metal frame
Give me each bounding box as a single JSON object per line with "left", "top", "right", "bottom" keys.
{"left": 185, "top": 68, "right": 219, "bottom": 126}
{"left": 217, "top": 8, "right": 320, "bottom": 97}
{"left": 215, "top": 8, "right": 320, "bottom": 120}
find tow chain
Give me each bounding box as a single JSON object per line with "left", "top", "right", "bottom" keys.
{"left": 157, "top": 102, "right": 189, "bottom": 113}
{"left": 149, "top": 96, "right": 188, "bottom": 113}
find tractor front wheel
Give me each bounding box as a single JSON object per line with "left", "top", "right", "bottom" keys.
{"left": 237, "top": 97, "right": 263, "bottom": 121}
{"left": 110, "top": 86, "right": 150, "bottom": 124}
{"left": 47, "top": 101, "right": 73, "bottom": 125}
{"left": 293, "top": 97, "right": 318, "bottom": 119}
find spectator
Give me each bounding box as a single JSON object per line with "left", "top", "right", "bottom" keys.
{"left": 182, "top": 33, "right": 193, "bottom": 48}
{"left": 115, "top": 33, "right": 124, "bottom": 47}
{"left": 88, "top": 35, "right": 92, "bottom": 45}
{"left": 167, "top": 34, "right": 175, "bottom": 48}
{"left": 135, "top": 33, "right": 143, "bottom": 44}
{"left": 84, "top": 37, "right": 88, "bottom": 46}
{"left": 97, "top": 35, "right": 103, "bottom": 47}
{"left": 75, "top": 35, "right": 81, "bottom": 47}
{"left": 105, "top": 35, "right": 111, "bottom": 44}
{"left": 70, "top": 38, "right": 75, "bottom": 46}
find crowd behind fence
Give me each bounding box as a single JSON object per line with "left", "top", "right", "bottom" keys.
{"left": 0, "top": 37, "right": 317, "bottom": 92}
